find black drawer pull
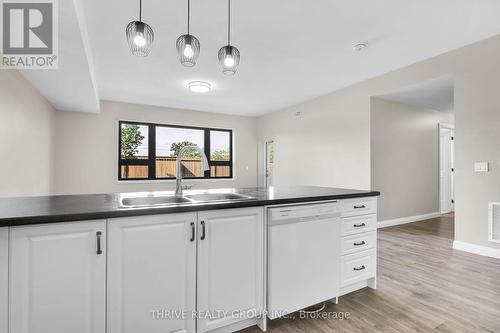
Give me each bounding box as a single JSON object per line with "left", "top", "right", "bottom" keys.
{"left": 353, "top": 241, "right": 366, "bottom": 246}
{"left": 353, "top": 265, "right": 366, "bottom": 271}
{"left": 353, "top": 223, "right": 366, "bottom": 228}
{"left": 190, "top": 222, "right": 195, "bottom": 242}
{"left": 200, "top": 221, "right": 206, "bottom": 240}
{"left": 96, "top": 231, "right": 102, "bottom": 255}
{"left": 353, "top": 205, "right": 366, "bottom": 209}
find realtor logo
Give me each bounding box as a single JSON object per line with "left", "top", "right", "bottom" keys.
{"left": 1, "top": 0, "right": 58, "bottom": 69}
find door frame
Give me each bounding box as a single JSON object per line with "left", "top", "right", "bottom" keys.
{"left": 264, "top": 141, "right": 274, "bottom": 187}
{"left": 439, "top": 123, "right": 455, "bottom": 214}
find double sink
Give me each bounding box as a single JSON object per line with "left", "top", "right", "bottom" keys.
{"left": 120, "top": 191, "right": 255, "bottom": 208}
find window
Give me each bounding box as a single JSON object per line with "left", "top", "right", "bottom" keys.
{"left": 119, "top": 121, "right": 233, "bottom": 180}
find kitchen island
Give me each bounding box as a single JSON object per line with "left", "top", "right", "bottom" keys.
{"left": 0, "top": 186, "right": 379, "bottom": 333}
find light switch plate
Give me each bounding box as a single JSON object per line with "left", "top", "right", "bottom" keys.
{"left": 474, "top": 162, "right": 489, "bottom": 172}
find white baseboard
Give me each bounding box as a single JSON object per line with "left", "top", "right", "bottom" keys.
{"left": 453, "top": 241, "right": 500, "bottom": 259}
{"left": 378, "top": 212, "right": 440, "bottom": 228}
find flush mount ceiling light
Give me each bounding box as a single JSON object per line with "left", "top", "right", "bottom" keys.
{"left": 188, "top": 81, "right": 211, "bottom": 93}
{"left": 218, "top": 0, "right": 240, "bottom": 75}
{"left": 126, "top": 0, "right": 154, "bottom": 57}
{"left": 176, "top": 0, "right": 201, "bottom": 67}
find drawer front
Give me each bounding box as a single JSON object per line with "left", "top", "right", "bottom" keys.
{"left": 341, "top": 249, "right": 376, "bottom": 287}
{"left": 341, "top": 214, "right": 377, "bottom": 236}
{"left": 341, "top": 198, "right": 376, "bottom": 217}
{"left": 341, "top": 231, "right": 376, "bottom": 255}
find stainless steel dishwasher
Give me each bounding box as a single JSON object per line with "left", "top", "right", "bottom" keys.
{"left": 267, "top": 201, "right": 341, "bottom": 319}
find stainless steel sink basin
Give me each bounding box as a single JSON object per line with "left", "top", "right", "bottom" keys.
{"left": 185, "top": 193, "right": 253, "bottom": 202}
{"left": 120, "top": 192, "right": 255, "bottom": 208}
{"left": 121, "top": 196, "right": 193, "bottom": 207}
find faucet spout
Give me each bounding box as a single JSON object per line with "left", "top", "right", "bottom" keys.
{"left": 175, "top": 145, "right": 210, "bottom": 196}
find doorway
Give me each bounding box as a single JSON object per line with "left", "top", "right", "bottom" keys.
{"left": 439, "top": 124, "right": 454, "bottom": 213}
{"left": 265, "top": 141, "right": 274, "bottom": 187}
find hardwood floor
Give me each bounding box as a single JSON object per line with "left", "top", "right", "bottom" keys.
{"left": 242, "top": 214, "right": 500, "bottom": 333}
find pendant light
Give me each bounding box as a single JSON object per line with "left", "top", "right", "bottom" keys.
{"left": 126, "top": 0, "right": 154, "bottom": 56}
{"left": 218, "top": 0, "right": 240, "bottom": 75}
{"left": 176, "top": 0, "right": 201, "bottom": 67}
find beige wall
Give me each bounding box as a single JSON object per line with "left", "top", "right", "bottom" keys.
{"left": 53, "top": 101, "right": 258, "bottom": 194}
{"left": 371, "top": 98, "right": 452, "bottom": 221}
{"left": 257, "top": 88, "right": 371, "bottom": 190}
{"left": 0, "top": 70, "right": 55, "bottom": 197}
{"left": 258, "top": 34, "right": 500, "bottom": 251}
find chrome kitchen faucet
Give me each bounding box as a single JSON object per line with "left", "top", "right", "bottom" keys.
{"left": 175, "top": 145, "right": 210, "bottom": 196}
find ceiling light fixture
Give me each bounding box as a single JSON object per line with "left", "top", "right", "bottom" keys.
{"left": 218, "top": 0, "right": 240, "bottom": 75}
{"left": 126, "top": 0, "right": 154, "bottom": 56}
{"left": 188, "top": 81, "right": 211, "bottom": 93}
{"left": 176, "top": 0, "right": 201, "bottom": 67}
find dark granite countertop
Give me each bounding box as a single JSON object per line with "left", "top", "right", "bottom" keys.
{"left": 0, "top": 186, "right": 380, "bottom": 227}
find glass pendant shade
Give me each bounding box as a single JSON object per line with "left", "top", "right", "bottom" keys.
{"left": 176, "top": 34, "right": 201, "bottom": 67}
{"left": 126, "top": 21, "right": 154, "bottom": 57}
{"left": 218, "top": 45, "right": 240, "bottom": 75}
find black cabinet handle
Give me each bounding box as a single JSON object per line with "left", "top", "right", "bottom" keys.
{"left": 96, "top": 231, "right": 102, "bottom": 255}
{"left": 353, "top": 205, "right": 366, "bottom": 209}
{"left": 190, "top": 222, "right": 195, "bottom": 242}
{"left": 353, "top": 265, "right": 366, "bottom": 271}
{"left": 353, "top": 241, "right": 366, "bottom": 246}
{"left": 200, "top": 221, "right": 206, "bottom": 240}
{"left": 353, "top": 223, "right": 366, "bottom": 228}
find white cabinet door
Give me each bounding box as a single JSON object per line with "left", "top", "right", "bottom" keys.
{"left": 197, "top": 208, "right": 264, "bottom": 332}
{"left": 107, "top": 213, "right": 197, "bottom": 333}
{"left": 0, "top": 228, "right": 7, "bottom": 333}
{"left": 9, "top": 220, "right": 106, "bottom": 333}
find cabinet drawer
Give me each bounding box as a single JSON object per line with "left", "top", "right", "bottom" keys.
{"left": 341, "top": 231, "right": 376, "bottom": 255}
{"left": 341, "top": 214, "right": 376, "bottom": 236}
{"left": 341, "top": 249, "right": 376, "bottom": 287}
{"left": 341, "top": 198, "right": 376, "bottom": 217}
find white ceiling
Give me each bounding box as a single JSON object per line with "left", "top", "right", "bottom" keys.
{"left": 20, "top": 0, "right": 500, "bottom": 115}
{"left": 378, "top": 75, "right": 454, "bottom": 112}
{"left": 20, "top": 0, "right": 99, "bottom": 113}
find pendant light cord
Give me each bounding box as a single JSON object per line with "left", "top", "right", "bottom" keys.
{"left": 187, "top": 0, "right": 190, "bottom": 34}
{"left": 139, "top": 0, "right": 142, "bottom": 22}
{"left": 227, "top": 0, "right": 231, "bottom": 45}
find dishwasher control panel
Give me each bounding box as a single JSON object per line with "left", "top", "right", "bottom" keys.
{"left": 269, "top": 201, "right": 341, "bottom": 222}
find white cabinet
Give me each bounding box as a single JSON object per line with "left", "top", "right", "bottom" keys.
{"left": 341, "top": 249, "right": 376, "bottom": 287}
{"left": 107, "top": 213, "right": 197, "bottom": 333}
{"left": 9, "top": 220, "right": 106, "bottom": 333}
{"left": 0, "top": 228, "right": 7, "bottom": 333}
{"left": 341, "top": 197, "right": 377, "bottom": 217}
{"left": 339, "top": 198, "right": 377, "bottom": 295}
{"left": 197, "top": 208, "right": 264, "bottom": 332}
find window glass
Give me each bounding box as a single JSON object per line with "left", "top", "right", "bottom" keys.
{"left": 210, "top": 130, "right": 230, "bottom": 161}
{"left": 120, "top": 165, "right": 148, "bottom": 179}
{"left": 156, "top": 126, "right": 204, "bottom": 178}
{"left": 118, "top": 121, "right": 232, "bottom": 180}
{"left": 120, "top": 124, "right": 148, "bottom": 159}
{"left": 210, "top": 165, "right": 231, "bottom": 177}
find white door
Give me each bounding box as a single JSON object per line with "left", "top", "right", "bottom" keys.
{"left": 197, "top": 208, "right": 264, "bottom": 332}
{"left": 265, "top": 141, "right": 274, "bottom": 187}
{"left": 440, "top": 128, "right": 454, "bottom": 213}
{"left": 0, "top": 228, "right": 7, "bottom": 333}
{"left": 107, "top": 213, "right": 197, "bottom": 333}
{"left": 9, "top": 220, "right": 106, "bottom": 333}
